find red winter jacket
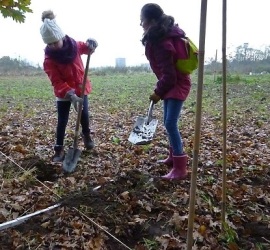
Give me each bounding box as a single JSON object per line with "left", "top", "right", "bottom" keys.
{"left": 145, "top": 26, "right": 191, "bottom": 101}
{"left": 43, "top": 41, "right": 92, "bottom": 98}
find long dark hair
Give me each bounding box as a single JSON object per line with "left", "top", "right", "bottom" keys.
{"left": 141, "top": 3, "right": 175, "bottom": 45}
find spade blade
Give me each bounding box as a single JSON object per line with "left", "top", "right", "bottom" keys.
{"left": 62, "top": 148, "right": 81, "bottom": 173}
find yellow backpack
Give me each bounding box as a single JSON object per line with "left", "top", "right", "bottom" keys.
{"left": 175, "top": 37, "right": 198, "bottom": 74}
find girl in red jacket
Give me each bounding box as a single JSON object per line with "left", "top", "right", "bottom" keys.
{"left": 40, "top": 10, "right": 98, "bottom": 162}
{"left": 140, "top": 3, "right": 191, "bottom": 180}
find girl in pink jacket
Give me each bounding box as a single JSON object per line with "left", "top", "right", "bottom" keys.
{"left": 40, "top": 10, "right": 98, "bottom": 162}
{"left": 140, "top": 3, "right": 191, "bottom": 180}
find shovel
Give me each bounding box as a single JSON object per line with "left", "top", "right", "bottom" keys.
{"left": 62, "top": 51, "right": 91, "bottom": 173}
{"left": 128, "top": 101, "right": 158, "bottom": 145}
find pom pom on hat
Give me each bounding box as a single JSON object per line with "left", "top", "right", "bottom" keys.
{"left": 40, "top": 10, "right": 65, "bottom": 44}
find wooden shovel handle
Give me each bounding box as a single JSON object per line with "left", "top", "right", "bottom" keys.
{"left": 72, "top": 51, "right": 91, "bottom": 148}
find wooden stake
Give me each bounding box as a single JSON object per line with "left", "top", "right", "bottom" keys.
{"left": 186, "top": 0, "right": 208, "bottom": 249}
{"left": 221, "top": 0, "right": 228, "bottom": 229}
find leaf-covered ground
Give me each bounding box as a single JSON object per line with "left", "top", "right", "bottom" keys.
{"left": 0, "top": 74, "right": 269, "bottom": 249}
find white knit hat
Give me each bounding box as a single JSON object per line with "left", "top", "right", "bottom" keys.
{"left": 40, "top": 18, "right": 65, "bottom": 44}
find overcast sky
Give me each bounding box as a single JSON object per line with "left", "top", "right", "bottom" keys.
{"left": 1, "top": 0, "right": 270, "bottom": 67}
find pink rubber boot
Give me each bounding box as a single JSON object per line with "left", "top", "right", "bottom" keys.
{"left": 157, "top": 147, "right": 173, "bottom": 167}
{"left": 161, "top": 154, "right": 188, "bottom": 180}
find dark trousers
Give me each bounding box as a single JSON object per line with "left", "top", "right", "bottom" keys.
{"left": 56, "top": 95, "right": 90, "bottom": 146}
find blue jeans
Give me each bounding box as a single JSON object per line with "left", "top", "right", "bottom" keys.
{"left": 163, "top": 99, "right": 184, "bottom": 156}
{"left": 56, "top": 95, "right": 90, "bottom": 146}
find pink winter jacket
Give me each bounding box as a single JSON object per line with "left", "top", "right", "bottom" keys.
{"left": 145, "top": 26, "right": 191, "bottom": 101}
{"left": 43, "top": 41, "right": 92, "bottom": 99}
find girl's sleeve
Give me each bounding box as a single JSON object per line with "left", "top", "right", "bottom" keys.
{"left": 44, "top": 59, "right": 73, "bottom": 98}
{"left": 154, "top": 41, "right": 177, "bottom": 98}
{"left": 77, "top": 41, "right": 92, "bottom": 55}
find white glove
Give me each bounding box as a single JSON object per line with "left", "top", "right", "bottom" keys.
{"left": 86, "top": 38, "right": 98, "bottom": 50}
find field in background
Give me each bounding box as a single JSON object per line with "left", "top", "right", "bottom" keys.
{"left": 0, "top": 72, "right": 269, "bottom": 249}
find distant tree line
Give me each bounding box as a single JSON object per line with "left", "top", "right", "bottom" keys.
{"left": 1, "top": 43, "right": 270, "bottom": 76}
{"left": 0, "top": 56, "right": 151, "bottom": 76}
{"left": 206, "top": 43, "right": 270, "bottom": 74}
{"left": 0, "top": 56, "right": 43, "bottom": 76}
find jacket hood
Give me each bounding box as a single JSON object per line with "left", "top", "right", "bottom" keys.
{"left": 167, "top": 25, "right": 186, "bottom": 39}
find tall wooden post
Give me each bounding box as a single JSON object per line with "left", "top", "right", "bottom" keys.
{"left": 186, "top": 0, "right": 208, "bottom": 249}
